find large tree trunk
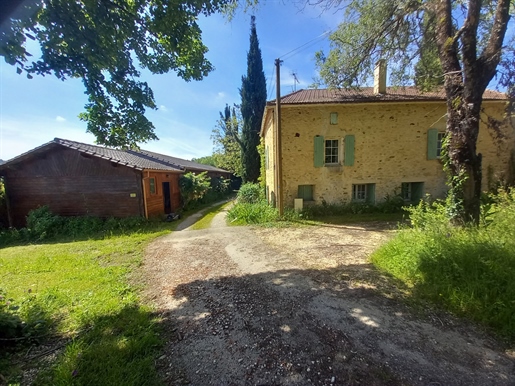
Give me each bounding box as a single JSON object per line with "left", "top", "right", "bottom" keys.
{"left": 445, "top": 94, "right": 483, "bottom": 224}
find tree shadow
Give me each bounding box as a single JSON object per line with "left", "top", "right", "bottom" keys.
{"left": 153, "top": 266, "right": 512, "bottom": 386}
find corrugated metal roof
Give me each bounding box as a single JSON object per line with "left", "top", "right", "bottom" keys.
{"left": 269, "top": 87, "right": 507, "bottom": 105}
{"left": 0, "top": 138, "right": 230, "bottom": 174}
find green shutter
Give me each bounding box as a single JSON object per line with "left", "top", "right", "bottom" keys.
{"left": 314, "top": 136, "right": 324, "bottom": 167}
{"left": 344, "top": 135, "right": 355, "bottom": 166}
{"left": 366, "top": 184, "right": 375, "bottom": 204}
{"left": 427, "top": 128, "right": 438, "bottom": 160}
{"left": 298, "top": 185, "right": 313, "bottom": 200}
{"left": 412, "top": 182, "right": 424, "bottom": 202}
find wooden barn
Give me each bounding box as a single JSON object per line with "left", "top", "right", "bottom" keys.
{"left": 0, "top": 138, "right": 230, "bottom": 228}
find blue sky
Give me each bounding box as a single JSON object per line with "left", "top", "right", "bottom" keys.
{"left": 0, "top": 2, "right": 341, "bottom": 162}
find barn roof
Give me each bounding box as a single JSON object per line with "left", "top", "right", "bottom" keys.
{"left": 0, "top": 138, "right": 229, "bottom": 174}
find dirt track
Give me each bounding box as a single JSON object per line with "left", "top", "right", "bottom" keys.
{"left": 142, "top": 207, "right": 515, "bottom": 385}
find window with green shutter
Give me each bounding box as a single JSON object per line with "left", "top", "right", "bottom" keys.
{"left": 344, "top": 135, "right": 355, "bottom": 166}
{"left": 427, "top": 128, "right": 438, "bottom": 160}
{"left": 401, "top": 182, "right": 424, "bottom": 202}
{"left": 149, "top": 178, "right": 156, "bottom": 194}
{"left": 298, "top": 185, "right": 314, "bottom": 201}
{"left": 352, "top": 183, "right": 375, "bottom": 203}
{"left": 314, "top": 135, "right": 324, "bottom": 167}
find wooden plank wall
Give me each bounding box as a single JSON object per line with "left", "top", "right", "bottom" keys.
{"left": 3, "top": 147, "right": 144, "bottom": 227}
{"left": 144, "top": 171, "right": 182, "bottom": 218}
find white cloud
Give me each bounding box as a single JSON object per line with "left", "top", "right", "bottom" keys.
{"left": 159, "top": 105, "right": 168, "bottom": 112}
{"left": 56, "top": 115, "right": 66, "bottom": 122}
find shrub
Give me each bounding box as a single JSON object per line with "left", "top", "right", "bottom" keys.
{"left": 237, "top": 183, "right": 263, "bottom": 204}
{"left": 227, "top": 200, "right": 278, "bottom": 224}
{"left": 179, "top": 172, "right": 211, "bottom": 210}
{"left": 371, "top": 191, "right": 515, "bottom": 341}
{"left": 26, "top": 206, "right": 63, "bottom": 240}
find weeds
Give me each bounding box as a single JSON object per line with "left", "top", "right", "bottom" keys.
{"left": 372, "top": 190, "right": 515, "bottom": 342}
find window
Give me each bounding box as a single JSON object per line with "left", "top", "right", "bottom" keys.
{"left": 149, "top": 177, "right": 156, "bottom": 194}
{"left": 325, "top": 139, "right": 339, "bottom": 164}
{"left": 330, "top": 112, "right": 338, "bottom": 125}
{"left": 314, "top": 135, "right": 354, "bottom": 168}
{"left": 352, "top": 183, "right": 375, "bottom": 203}
{"left": 427, "top": 128, "right": 445, "bottom": 160}
{"left": 265, "top": 145, "right": 269, "bottom": 169}
{"left": 297, "top": 185, "right": 314, "bottom": 201}
{"left": 401, "top": 182, "right": 424, "bottom": 202}
{"left": 436, "top": 132, "right": 446, "bottom": 158}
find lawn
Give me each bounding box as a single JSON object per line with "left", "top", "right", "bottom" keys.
{"left": 0, "top": 224, "right": 173, "bottom": 385}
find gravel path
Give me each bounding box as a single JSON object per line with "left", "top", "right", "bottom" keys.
{"left": 142, "top": 207, "right": 515, "bottom": 385}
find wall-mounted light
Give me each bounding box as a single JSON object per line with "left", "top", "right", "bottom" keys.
{"left": 330, "top": 112, "right": 338, "bottom": 125}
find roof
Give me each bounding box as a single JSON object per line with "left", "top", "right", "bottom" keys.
{"left": 0, "top": 138, "right": 229, "bottom": 174}
{"left": 137, "top": 149, "right": 229, "bottom": 173}
{"left": 268, "top": 87, "right": 507, "bottom": 105}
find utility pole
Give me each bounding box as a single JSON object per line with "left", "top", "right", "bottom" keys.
{"left": 275, "top": 58, "right": 283, "bottom": 217}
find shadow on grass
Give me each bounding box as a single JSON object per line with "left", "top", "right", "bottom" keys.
{"left": 31, "top": 305, "right": 162, "bottom": 386}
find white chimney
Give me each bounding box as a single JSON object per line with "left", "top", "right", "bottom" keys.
{"left": 374, "top": 59, "right": 387, "bottom": 94}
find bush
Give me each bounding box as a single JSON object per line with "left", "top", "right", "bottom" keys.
{"left": 371, "top": 191, "right": 515, "bottom": 341}
{"left": 227, "top": 200, "right": 278, "bottom": 224}
{"left": 26, "top": 206, "right": 63, "bottom": 240}
{"left": 179, "top": 172, "right": 211, "bottom": 210}
{"left": 237, "top": 183, "right": 263, "bottom": 204}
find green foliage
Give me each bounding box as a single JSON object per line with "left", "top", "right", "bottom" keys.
{"left": 0, "top": 207, "right": 162, "bottom": 246}
{"left": 1, "top": 0, "right": 230, "bottom": 148}
{"left": 0, "top": 229, "right": 167, "bottom": 384}
{"left": 212, "top": 104, "right": 244, "bottom": 176}
{"left": 26, "top": 206, "right": 64, "bottom": 240}
{"left": 179, "top": 171, "right": 211, "bottom": 210}
{"left": 302, "top": 193, "right": 406, "bottom": 218}
{"left": 227, "top": 200, "right": 278, "bottom": 224}
{"left": 240, "top": 16, "right": 266, "bottom": 183}
{"left": 192, "top": 155, "right": 218, "bottom": 167}
{"left": 257, "top": 137, "right": 266, "bottom": 190}
{"left": 372, "top": 190, "right": 515, "bottom": 341}
{"left": 237, "top": 182, "right": 263, "bottom": 204}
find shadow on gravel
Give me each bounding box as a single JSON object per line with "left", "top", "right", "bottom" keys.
{"left": 156, "top": 266, "right": 514, "bottom": 386}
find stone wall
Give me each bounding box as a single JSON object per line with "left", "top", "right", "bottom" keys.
{"left": 263, "top": 100, "right": 513, "bottom": 208}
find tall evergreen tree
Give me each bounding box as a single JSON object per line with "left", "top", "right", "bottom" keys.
{"left": 240, "top": 15, "right": 267, "bottom": 183}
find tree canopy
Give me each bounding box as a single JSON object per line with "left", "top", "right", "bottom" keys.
{"left": 0, "top": 0, "right": 231, "bottom": 148}
{"left": 315, "top": 0, "right": 514, "bottom": 224}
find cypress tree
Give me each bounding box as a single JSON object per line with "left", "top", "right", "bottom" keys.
{"left": 240, "top": 16, "right": 266, "bottom": 183}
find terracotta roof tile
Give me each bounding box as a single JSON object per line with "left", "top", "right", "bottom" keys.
{"left": 269, "top": 87, "right": 507, "bottom": 105}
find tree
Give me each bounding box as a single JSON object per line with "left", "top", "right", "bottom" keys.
{"left": 314, "top": 0, "right": 514, "bottom": 224}
{"left": 211, "top": 103, "right": 244, "bottom": 176}
{"left": 240, "top": 15, "right": 266, "bottom": 183}
{"left": 0, "top": 0, "right": 230, "bottom": 148}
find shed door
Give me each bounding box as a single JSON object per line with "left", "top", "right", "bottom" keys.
{"left": 163, "top": 182, "right": 172, "bottom": 213}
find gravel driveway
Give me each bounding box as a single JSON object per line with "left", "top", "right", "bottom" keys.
{"left": 142, "top": 206, "right": 515, "bottom": 385}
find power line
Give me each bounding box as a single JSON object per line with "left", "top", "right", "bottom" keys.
{"left": 279, "top": 30, "right": 332, "bottom": 61}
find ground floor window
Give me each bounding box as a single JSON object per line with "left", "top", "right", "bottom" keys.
{"left": 149, "top": 177, "right": 156, "bottom": 194}
{"left": 401, "top": 182, "right": 424, "bottom": 202}
{"left": 352, "top": 183, "right": 375, "bottom": 204}
{"left": 297, "top": 185, "right": 314, "bottom": 201}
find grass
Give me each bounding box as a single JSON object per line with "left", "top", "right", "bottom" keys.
{"left": 189, "top": 201, "right": 232, "bottom": 230}
{"left": 0, "top": 220, "right": 176, "bottom": 385}
{"left": 371, "top": 196, "right": 515, "bottom": 342}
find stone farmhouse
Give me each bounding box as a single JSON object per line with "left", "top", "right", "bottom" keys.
{"left": 261, "top": 62, "right": 514, "bottom": 209}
